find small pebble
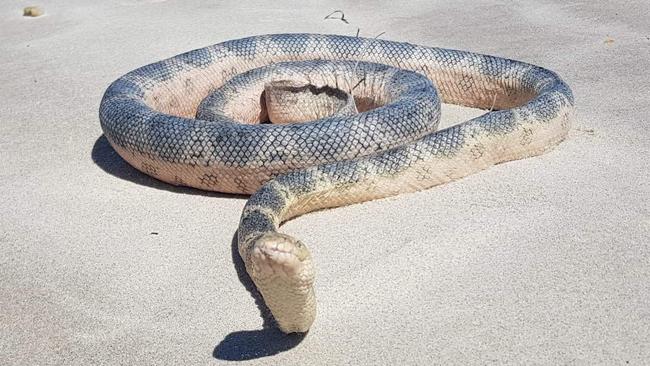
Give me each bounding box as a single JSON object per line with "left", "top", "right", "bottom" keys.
{"left": 23, "top": 6, "right": 44, "bottom": 17}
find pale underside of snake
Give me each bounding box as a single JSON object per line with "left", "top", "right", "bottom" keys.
{"left": 99, "top": 33, "right": 574, "bottom": 333}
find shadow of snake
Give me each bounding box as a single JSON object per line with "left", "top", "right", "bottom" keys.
{"left": 91, "top": 135, "right": 303, "bottom": 359}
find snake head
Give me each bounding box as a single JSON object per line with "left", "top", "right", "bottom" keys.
{"left": 250, "top": 232, "right": 312, "bottom": 279}
{"left": 249, "top": 232, "right": 317, "bottom": 333}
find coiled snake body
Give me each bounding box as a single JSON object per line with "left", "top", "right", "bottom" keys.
{"left": 99, "top": 33, "right": 574, "bottom": 333}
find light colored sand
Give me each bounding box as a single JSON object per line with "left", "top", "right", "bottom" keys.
{"left": 1, "top": 0, "right": 648, "bottom": 364}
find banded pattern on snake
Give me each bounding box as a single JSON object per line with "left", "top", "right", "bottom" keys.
{"left": 99, "top": 33, "right": 574, "bottom": 333}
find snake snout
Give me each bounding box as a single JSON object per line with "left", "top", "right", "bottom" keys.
{"left": 251, "top": 232, "right": 312, "bottom": 278}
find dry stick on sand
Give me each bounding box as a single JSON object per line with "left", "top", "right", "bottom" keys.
{"left": 325, "top": 14, "right": 499, "bottom": 114}
{"left": 350, "top": 31, "right": 386, "bottom": 93}
{"left": 324, "top": 10, "right": 386, "bottom": 96}
{"left": 326, "top": 12, "right": 499, "bottom": 115}
{"left": 324, "top": 10, "right": 349, "bottom": 24}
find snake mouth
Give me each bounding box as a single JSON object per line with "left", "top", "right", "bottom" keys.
{"left": 256, "top": 242, "right": 301, "bottom": 260}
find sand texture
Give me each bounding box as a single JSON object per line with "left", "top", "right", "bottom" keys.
{"left": 0, "top": 0, "right": 648, "bottom": 364}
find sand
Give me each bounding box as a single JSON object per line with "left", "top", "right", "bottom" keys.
{"left": 1, "top": 0, "right": 648, "bottom": 364}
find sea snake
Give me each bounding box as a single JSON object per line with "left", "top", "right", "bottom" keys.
{"left": 99, "top": 33, "right": 574, "bottom": 333}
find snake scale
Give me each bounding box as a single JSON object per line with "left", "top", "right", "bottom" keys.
{"left": 99, "top": 33, "right": 574, "bottom": 333}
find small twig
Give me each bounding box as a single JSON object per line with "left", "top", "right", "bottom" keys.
{"left": 354, "top": 31, "right": 387, "bottom": 64}
{"left": 350, "top": 77, "right": 367, "bottom": 92}
{"left": 321, "top": 11, "right": 385, "bottom": 97}
{"left": 351, "top": 31, "right": 386, "bottom": 93}
{"left": 324, "top": 10, "right": 349, "bottom": 24}
{"left": 488, "top": 93, "right": 497, "bottom": 112}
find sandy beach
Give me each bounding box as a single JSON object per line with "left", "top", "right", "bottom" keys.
{"left": 1, "top": 0, "right": 648, "bottom": 364}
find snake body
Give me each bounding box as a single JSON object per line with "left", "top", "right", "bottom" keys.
{"left": 99, "top": 33, "right": 574, "bottom": 333}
